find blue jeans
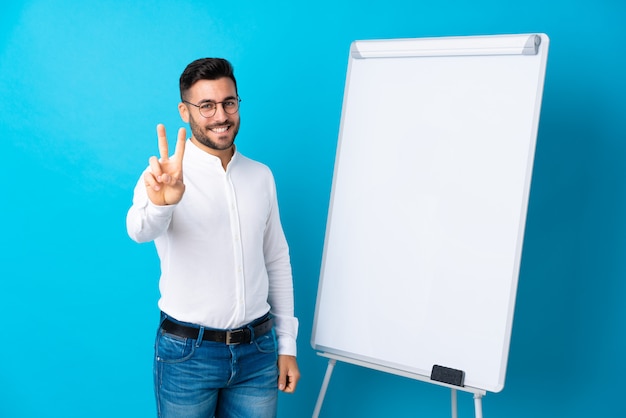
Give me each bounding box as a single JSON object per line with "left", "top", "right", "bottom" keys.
{"left": 154, "top": 313, "right": 279, "bottom": 418}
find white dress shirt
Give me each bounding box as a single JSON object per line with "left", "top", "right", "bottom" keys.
{"left": 126, "top": 140, "right": 298, "bottom": 356}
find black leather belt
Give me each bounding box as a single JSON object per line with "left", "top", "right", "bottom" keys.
{"left": 160, "top": 315, "right": 273, "bottom": 345}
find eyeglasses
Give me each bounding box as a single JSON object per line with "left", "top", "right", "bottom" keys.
{"left": 183, "top": 97, "right": 241, "bottom": 118}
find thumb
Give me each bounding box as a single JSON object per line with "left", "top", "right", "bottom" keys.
{"left": 278, "top": 371, "right": 287, "bottom": 391}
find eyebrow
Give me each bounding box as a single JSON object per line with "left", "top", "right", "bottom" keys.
{"left": 197, "top": 95, "right": 238, "bottom": 104}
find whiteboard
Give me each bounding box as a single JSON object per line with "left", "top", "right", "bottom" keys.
{"left": 311, "top": 34, "right": 549, "bottom": 393}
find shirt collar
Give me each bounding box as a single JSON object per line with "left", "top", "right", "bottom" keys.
{"left": 187, "top": 139, "right": 239, "bottom": 168}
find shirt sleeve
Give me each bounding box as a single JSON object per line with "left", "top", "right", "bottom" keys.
{"left": 263, "top": 173, "right": 299, "bottom": 356}
{"left": 126, "top": 172, "right": 177, "bottom": 243}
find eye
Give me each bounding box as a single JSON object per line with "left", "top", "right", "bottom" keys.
{"left": 224, "top": 100, "right": 237, "bottom": 108}
{"left": 200, "top": 102, "right": 216, "bottom": 111}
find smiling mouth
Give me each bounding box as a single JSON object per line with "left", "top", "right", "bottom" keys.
{"left": 209, "top": 125, "right": 230, "bottom": 134}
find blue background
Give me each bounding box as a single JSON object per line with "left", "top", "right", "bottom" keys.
{"left": 1, "top": 1, "right": 625, "bottom": 417}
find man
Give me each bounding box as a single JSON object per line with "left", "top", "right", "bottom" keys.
{"left": 126, "top": 58, "right": 299, "bottom": 418}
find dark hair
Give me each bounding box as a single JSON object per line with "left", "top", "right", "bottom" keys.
{"left": 179, "top": 58, "right": 238, "bottom": 101}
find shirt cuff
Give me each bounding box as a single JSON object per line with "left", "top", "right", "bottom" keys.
{"left": 274, "top": 315, "right": 299, "bottom": 357}
{"left": 146, "top": 199, "right": 177, "bottom": 217}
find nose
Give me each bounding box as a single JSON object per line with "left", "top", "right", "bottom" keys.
{"left": 212, "top": 102, "right": 229, "bottom": 120}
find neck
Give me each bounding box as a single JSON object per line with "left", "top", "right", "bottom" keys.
{"left": 191, "top": 137, "right": 235, "bottom": 170}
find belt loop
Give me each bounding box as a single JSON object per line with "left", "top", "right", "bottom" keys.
{"left": 196, "top": 327, "right": 205, "bottom": 347}
{"left": 247, "top": 323, "right": 255, "bottom": 343}
{"left": 159, "top": 311, "right": 168, "bottom": 327}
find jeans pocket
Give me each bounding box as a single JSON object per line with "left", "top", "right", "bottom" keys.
{"left": 155, "top": 331, "right": 196, "bottom": 363}
{"left": 253, "top": 329, "right": 278, "bottom": 354}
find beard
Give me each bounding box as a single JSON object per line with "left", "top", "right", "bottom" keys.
{"left": 189, "top": 114, "right": 239, "bottom": 151}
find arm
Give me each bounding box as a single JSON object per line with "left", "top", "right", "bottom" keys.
{"left": 126, "top": 124, "right": 186, "bottom": 242}
{"left": 263, "top": 173, "right": 300, "bottom": 392}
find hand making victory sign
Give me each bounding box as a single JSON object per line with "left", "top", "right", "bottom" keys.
{"left": 144, "top": 124, "right": 187, "bottom": 206}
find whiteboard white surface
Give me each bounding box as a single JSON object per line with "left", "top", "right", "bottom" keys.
{"left": 311, "top": 34, "right": 549, "bottom": 393}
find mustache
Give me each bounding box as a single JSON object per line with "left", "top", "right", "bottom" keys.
{"left": 206, "top": 122, "right": 232, "bottom": 129}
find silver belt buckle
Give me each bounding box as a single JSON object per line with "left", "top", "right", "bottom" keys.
{"left": 225, "top": 329, "right": 244, "bottom": 345}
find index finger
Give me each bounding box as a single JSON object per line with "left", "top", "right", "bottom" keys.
{"left": 156, "top": 124, "right": 169, "bottom": 161}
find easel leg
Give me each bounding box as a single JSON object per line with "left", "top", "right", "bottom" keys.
{"left": 451, "top": 389, "right": 458, "bottom": 418}
{"left": 474, "top": 393, "right": 484, "bottom": 418}
{"left": 312, "top": 359, "right": 337, "bottom": 418}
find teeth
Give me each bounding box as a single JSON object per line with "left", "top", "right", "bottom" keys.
{"left": 211, "top": 126, "right": 229, "bottom": 133}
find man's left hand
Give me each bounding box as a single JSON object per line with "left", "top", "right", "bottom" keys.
{"left": 278, "top": 355, "right": 300, "bottom": 393}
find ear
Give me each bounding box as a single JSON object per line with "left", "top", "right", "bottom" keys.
{"left": 178, "top": 102, "right": 190, "bottom": 123}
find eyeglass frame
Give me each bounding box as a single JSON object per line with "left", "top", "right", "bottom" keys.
{"left": 182, "top": 96, "right": 242, "bottom": 118}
